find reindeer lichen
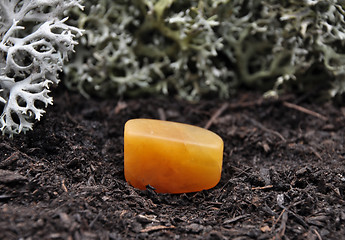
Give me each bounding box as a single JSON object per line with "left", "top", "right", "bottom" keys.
{"left": 65, "top": 0, "right": 345, "bottom": 100}
{"left": 65, "top": 0, "right": 232, "bottom": 101}
{"left": 0, "top": 0, "right": 83, "bottom": 136}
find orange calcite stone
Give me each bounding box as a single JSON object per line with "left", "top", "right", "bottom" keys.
{"left": 124, "top": 119, "right": 223, "bottom": 193}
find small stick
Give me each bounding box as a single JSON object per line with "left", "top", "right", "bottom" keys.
{"left": 140, "top": 225, "right": 175, "bottom": 233}
{"left": 224, "top": 214, "right": 250, "bottom": 224}
{"left": 204, "top": 102, "right": 229, "bottom": 129}
{"left": 309, "top": 146, "right": 322, "bottom": 161}
{"left": 251, "top": 185, "right": 273, "bottom": 190}
{"left": 234, "top": 166, "right": 252, "bottom": 178}
{"left": 313, "top": 228, "right": 323, "bottom": 240}
{"left": 0, "top": 152, "right": 20, "bottom": 168}
{"left": 215, "top": 167, "right": 251, "bottom": 200}
{"left": 89, "top": 212, "right": 101, "bottom": 228}
{"left": 283, "top": 101, "right": 328, "bottom": 121}
{"left": 61, "top": 179, "right": 68, "bottom": 193}
{"left": 272, "top": 208, "right": 286, "bottom": 228}
{"left": 275, "top": 211, "right": 288, "bottom": 239}
{"left": 244, "top": 115, "right": 286, "bottom": 141}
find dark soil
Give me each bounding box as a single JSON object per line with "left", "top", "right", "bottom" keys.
{"left": 1, "top": 86, "right": 345, "bottom": 240}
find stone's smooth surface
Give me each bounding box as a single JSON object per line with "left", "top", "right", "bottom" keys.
{"left": 124, "top": 119, "right": 224, "bottom": 194}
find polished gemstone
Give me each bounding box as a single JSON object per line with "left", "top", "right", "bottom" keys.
{"left": 124, "top": 119, "right": 223, "bottom": 193}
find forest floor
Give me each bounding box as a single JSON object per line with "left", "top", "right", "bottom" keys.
{"left": 0, "top": 86, "right": 345, "bottom": 240}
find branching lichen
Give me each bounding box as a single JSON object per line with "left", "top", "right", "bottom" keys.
{"left": 65, "top": 0, "right": 345, "bottom": 100}
{"left": 219, "top": 0, "right": 345, "bottom": 96}
{"left": 65, "top": 0, "right": 233, "bottom": 101}
{"left": 0, "top": 0, "right": 83, "bottom": 136}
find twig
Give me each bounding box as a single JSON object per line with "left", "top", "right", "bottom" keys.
{"left": 140, "top": 225, "right": 175, "bottom": 233}
{"left": 215, "top": 167, "right": 251, "bottom": 200}
{"left": 215, "top": 179, "right": 232, "bottom": 200}
{"left": 281, "top": 207, "right": 308, "bottom": 228}
{"left": 244, "top": 115, "right": 286, "bottom": 141}
{"left": 309, "top": 146, "right": 322, "bottom": 161}
{"left": 66, "top": 111, "right": 78, "bottom": 125}
{"left": 283, "top": 101, "right": 328, "bottom": 121}
{"left": 61, "top": 179, "right": 68, "bottom": 193}
{"left": 272, "top": 208, "right": 286, "bottom": 229}
{"left": 251, "top": 185, "right": 273, "bottom": 190}
{"left": 0, "top": 152, "right": 20, "bottom": 168}
{"left": 313, "top": 229, "right": 322, "bottom": 240}
{"left": 204, "top": 102, "right": 229, "bottom": 129}
{"left": 89, "top": 212, "right": 101, "bottom": 228}
{"left": 274, "top": 211, "right": 288, "bottom": 240}
{"left": 234, "top": 166, "right": 252, "bottom": 178}
{"left": 0, "top": 142, "right": 15, "bottom": 151}
{"left": 224, "top": 214, "right": 250, "bottom": 224}
{"left": 0, "top": 169, "right": 27, "bottom": 183}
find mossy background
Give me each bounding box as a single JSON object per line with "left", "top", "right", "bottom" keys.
{"left": 65, "top": 0, "right": 345, "bottom": 101}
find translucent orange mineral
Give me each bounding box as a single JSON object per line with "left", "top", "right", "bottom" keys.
{"left": 124, "top": 119, "right": 223, "bottom": 193}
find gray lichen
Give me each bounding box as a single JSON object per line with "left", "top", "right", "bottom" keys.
{"left": 65, "top": 0, "right": 233, "bottom": 101}
{"left": 65, "top": 0, "right": 345, "bottom": 100}
{"left": 0, "top": 0, "right": 83, "bottom": 136}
